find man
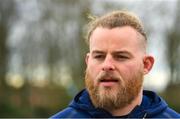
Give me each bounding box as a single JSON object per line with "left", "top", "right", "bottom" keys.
{"left": 51, "top": 11, "right": 180, "bottom": 118}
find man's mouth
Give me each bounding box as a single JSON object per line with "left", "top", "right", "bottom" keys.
{"left": 99, "top": 78, "right": 119, "bottom": 87}
{"left": 100, "top": 79, "right": 118, "bottom": 82}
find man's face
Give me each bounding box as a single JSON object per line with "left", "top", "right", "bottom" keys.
{"left": 85, "top": 26, "right": 146, "bottom": 110}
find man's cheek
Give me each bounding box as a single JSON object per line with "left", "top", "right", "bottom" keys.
{"left": 121, "top": 64, "right": 137, "bottom": 76}
{"left": 89, "top": 67, "right": 99, "bottom": 78}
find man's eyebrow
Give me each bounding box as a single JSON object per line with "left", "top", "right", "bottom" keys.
{"left": 91, "top": 50, "right": 132, "bottom": 56}
{"left": 113, "top": 51, "right": 131, "bottom": 54}
{"left": 112, "top": 50, "right": 133, "bottom": 56}
{"left": 92, "top": 50, "right": 105, "bottom": 54}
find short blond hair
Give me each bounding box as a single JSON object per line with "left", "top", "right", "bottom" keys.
{"left": 86, "top": 11, "right": 147, "bottom": 44}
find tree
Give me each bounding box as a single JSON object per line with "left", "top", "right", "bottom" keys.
{"left": 0, "top": 0, "right": 18, "bottom": 116}
{"left": 0, "top": 0, "right": 15, "bottom": 88}
{"left": 167, "top": 0, "right": 180, "bottom": 84}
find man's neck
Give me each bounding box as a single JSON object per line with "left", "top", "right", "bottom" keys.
{"left": 109, "top": 89, "right": 143, "bottom": 116}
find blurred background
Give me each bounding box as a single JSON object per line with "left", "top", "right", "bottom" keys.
{"left": 0, "top": 0, "right": 179, "bottom": 117}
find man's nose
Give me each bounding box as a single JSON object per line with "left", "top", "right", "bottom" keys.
{"left": 102, "top": 56, "right": 115, "bottom": 71}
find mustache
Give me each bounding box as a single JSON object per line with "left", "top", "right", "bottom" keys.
{"left": 96, "top": 71, "right": 121, "bottom": 82}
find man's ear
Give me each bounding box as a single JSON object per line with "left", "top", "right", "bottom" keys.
{"left": 85, "top": 53, "right": 90, "bottom": 65}
{"left": 143, "top": 55, "right": 154, "bottom": 74}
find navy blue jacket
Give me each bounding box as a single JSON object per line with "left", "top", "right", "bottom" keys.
{"left": 51, "top": 89, "right": 180, "bottom": 118}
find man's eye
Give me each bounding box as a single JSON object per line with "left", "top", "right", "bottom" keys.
{"left": 115, "top": 55, "right": 129, "bottom": 59}
{"left": 94, "top": 55, "right": 105, "bottom": 59}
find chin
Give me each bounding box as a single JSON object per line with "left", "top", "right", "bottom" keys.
{"left": 98, "top": 86, "right": 119, "bottom": 97}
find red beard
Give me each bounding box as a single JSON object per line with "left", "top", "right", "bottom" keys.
{"left": 85, "top": 69, "right": 143, "bottom": 111}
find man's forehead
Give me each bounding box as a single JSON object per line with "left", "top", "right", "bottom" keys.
{"left": 89, "top": 27, "right": 146, "bottom": 53}
{"left": 90, "top": 27, "right": 140, "bottom": 44}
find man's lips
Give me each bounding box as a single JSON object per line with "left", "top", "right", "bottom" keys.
{"left": 100, "top": 78, "right": 118, "bottom": 82}
{"left": 99, "top": 78, "right": 119, "bottom": 87}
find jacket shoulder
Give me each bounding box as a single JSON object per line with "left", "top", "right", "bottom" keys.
{"left": 154, "top": 107, "right": 180, "bottom": 118}
{"left": 50, "top": 107, "right": 91, "bottom": 118}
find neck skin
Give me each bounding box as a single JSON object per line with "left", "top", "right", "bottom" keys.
{"left": 109, "top": 89, "right": 143, "bottom": 116}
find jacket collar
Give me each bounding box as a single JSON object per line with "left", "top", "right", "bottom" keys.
{"left": 69, "top": 89, "right": 167, "bottom": 118}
